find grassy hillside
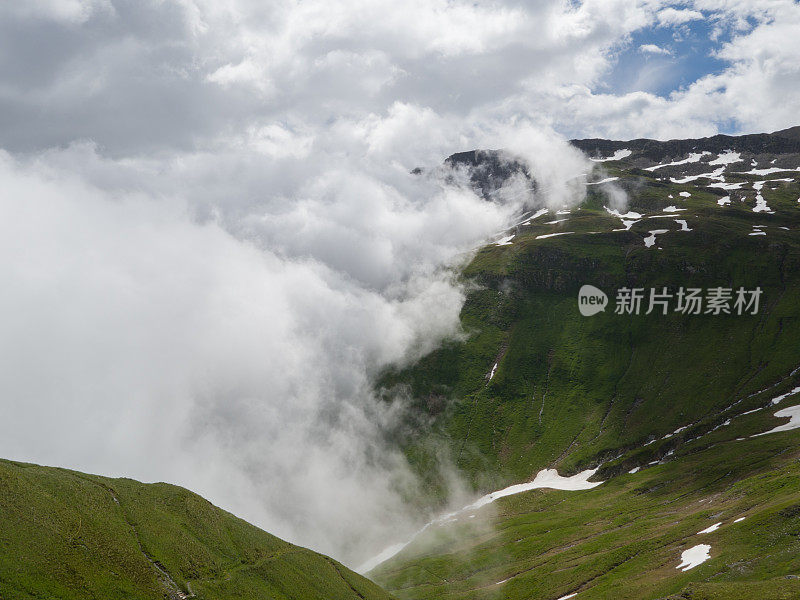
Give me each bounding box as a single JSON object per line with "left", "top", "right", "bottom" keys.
{"left": 372, "top": 403, "right": 800, "bottom": 599}
{"left": 384, "top": 149, "right": 800, "bottom": 496}
{"left": 0, "top": 459, "right": 396, "bottom": 600}
{"left": 371, "top": 141, "right": 800, "bottom": 597}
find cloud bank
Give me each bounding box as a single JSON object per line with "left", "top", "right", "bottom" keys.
{"left": 1, "top": 0, "right": 800, "bottom": 567}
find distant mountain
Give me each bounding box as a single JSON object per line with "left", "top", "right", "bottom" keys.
{"left": 374, "top": 128, "right": 800, "bottom": 598}
{"left": 0, "top": 459, "right": 395, "bottom": 600}
{"left": 571, "top": 126, "right": 800, "bottom": 162}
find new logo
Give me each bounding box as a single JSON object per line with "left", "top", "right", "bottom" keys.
{"left": 578, "top": 285, "right": 608, "bottom": 316}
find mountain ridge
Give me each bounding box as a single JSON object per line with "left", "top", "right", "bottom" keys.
{"left": 0, "top": 458, "right": 396, "bottom": 600}
{"left": 373, "top": 126, "right": 800, "bottom": 598}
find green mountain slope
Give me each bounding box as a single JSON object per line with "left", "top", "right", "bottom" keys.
{"left": 0, "top": 459, "right": 395, "bottom": 600}
{"left": 370, "top": 132, "right": 800, "bottom": 597}
{"left": 373, "top": 413, "right": 800, "bottom": 600}
{"left": 385, "top": 132, "right": 800, "bottom": 493}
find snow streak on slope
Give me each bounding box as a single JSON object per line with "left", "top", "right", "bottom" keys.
{"left": 753, "top": 405, "right": 800, "bottom": 437}
{"left": 358, "top": 468, "right": 602, "bottom": 573}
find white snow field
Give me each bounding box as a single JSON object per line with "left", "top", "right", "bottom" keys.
{"left": 676, "top": 544, "right": 711, "bottom": 571}
{"left": 645, "top": 152, "right": 709, "bottom": 171}
{"left": 710, "top": 181, "right": 745, "bottom": 190}
{"left": 644, "top": 229, "right": 669, "bottom": 247}
{"left": 708, "top": 151, "right": 741, "bottom": 166}
{"left": 752, "top": 181, "right": 774, "bottom": 213}
{"left": 753, "top": 405, "right": 800, "bottom": 437}
{"left": 670, "top": 166, "right": 725, "bottom": 184}
{"left": 465, "top": 468, "right": 602, "bottom": 512}
{"left": 589, "top": 149, "right": 631, "bottom": 162}
{"left": 358, "top": 468, "right": 602, "bottom": 573}
{"left": 738, "top": 166, "right": 800, "bottom": 176}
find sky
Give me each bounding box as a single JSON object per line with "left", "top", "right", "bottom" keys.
{"left": 1, "top": 0, "right": 800, "bottom": 568}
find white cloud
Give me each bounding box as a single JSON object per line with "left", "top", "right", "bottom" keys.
{"left": 657, "top": 7, "right": 705, "bottom": 26}
{"left": 0, "top": 106, "right": 589, "bottom": 568}
{"left": 640, "top": 43, "right": 672, "bottom": 55}
{"left": 0, "top": 144, "right": 491, "bottom": 565}
{"left": 0, "top": 0, "right": 113, "bottom": 23}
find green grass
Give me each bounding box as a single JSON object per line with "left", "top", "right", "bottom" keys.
{"left": 0, "top": 459, "right": 396, "bottom": 600}
{"left": 372, "top": 162, "right": 800, "bottom": 597}
{"left": 373, "top": 412, "right": 800, "bottom": 600}
{"left": 383, "top": 167, "right": 800, "bottom": 495}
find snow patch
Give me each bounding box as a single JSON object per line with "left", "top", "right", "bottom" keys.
{"left": 606, "top": 207, "right": 643, "bottom": 219}
{"left": 717, "top": 196, "right": 731, "bottom": 206}
{"left": 515, "top": 208, "right": 550, "bottom": 227}
{"left": 663, "top": 205, "right": 685, "bottom": 212}
{"left": 752, "top": 181, "right": 773, "bottom": 213}
{"left": 679, "top": 191, "right": 691, "bottom": 198}
{"left": 587, "top": 177, "right": 620, "bottom": 185}
{"left": 613, "top": 220, "right": 639, "bottom": 231}
{"left": 358, "top": 468, "right": 603, "bottom": 573}
{"left": 710, "top": 182, "right": 745, "bottom": 191}
{"left": 737, "top": 166, "right": 800, "bottom": 176}
{"left": 675, "top": 219, "right": 691, "bottom": 231}
{"left": 645, "top": 152, "right": 709, "bottom": 171}
{"left": 590, "top": 149, "right": 631, "bottom": 162}
{"left": 753, "top": 404, "right": 800, "bottom": 437}
{"left": 465, "top": 468, "right": 602, "bottom": 512}
{"left": 536, "top": 231, "right": 574, "bottom": 239}
{"left": 670, "top": 166, "right": 725, "bottom": 184}
{"left": 697, "top": 522, "right": 722, "bottom": 534}
{"left": 495, "top": 234, "right": 514, "bottom": 246}
{"left": 677, "top": 544, "right": 711, "bottom": 571}
{"left": 709, "top": 151, "right": 741, "bottom": 166}
{"left": 770, "top": 385, "right": 800, "bottom": 405}
{"left": 644, "top": 229, "right": 669, "bottom": 248}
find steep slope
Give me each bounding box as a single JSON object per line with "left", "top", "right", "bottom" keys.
{"left": 370, "top": 129, "right": 800, "bottom": 597}
{"left": 0, "top": 459, "right": 395, "bottom": 600}
{"left": 373, "top": 404, "right": 800, "bottom": 599}
{"left": 387, "top": 134, "right": 800, "bottom": 492}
